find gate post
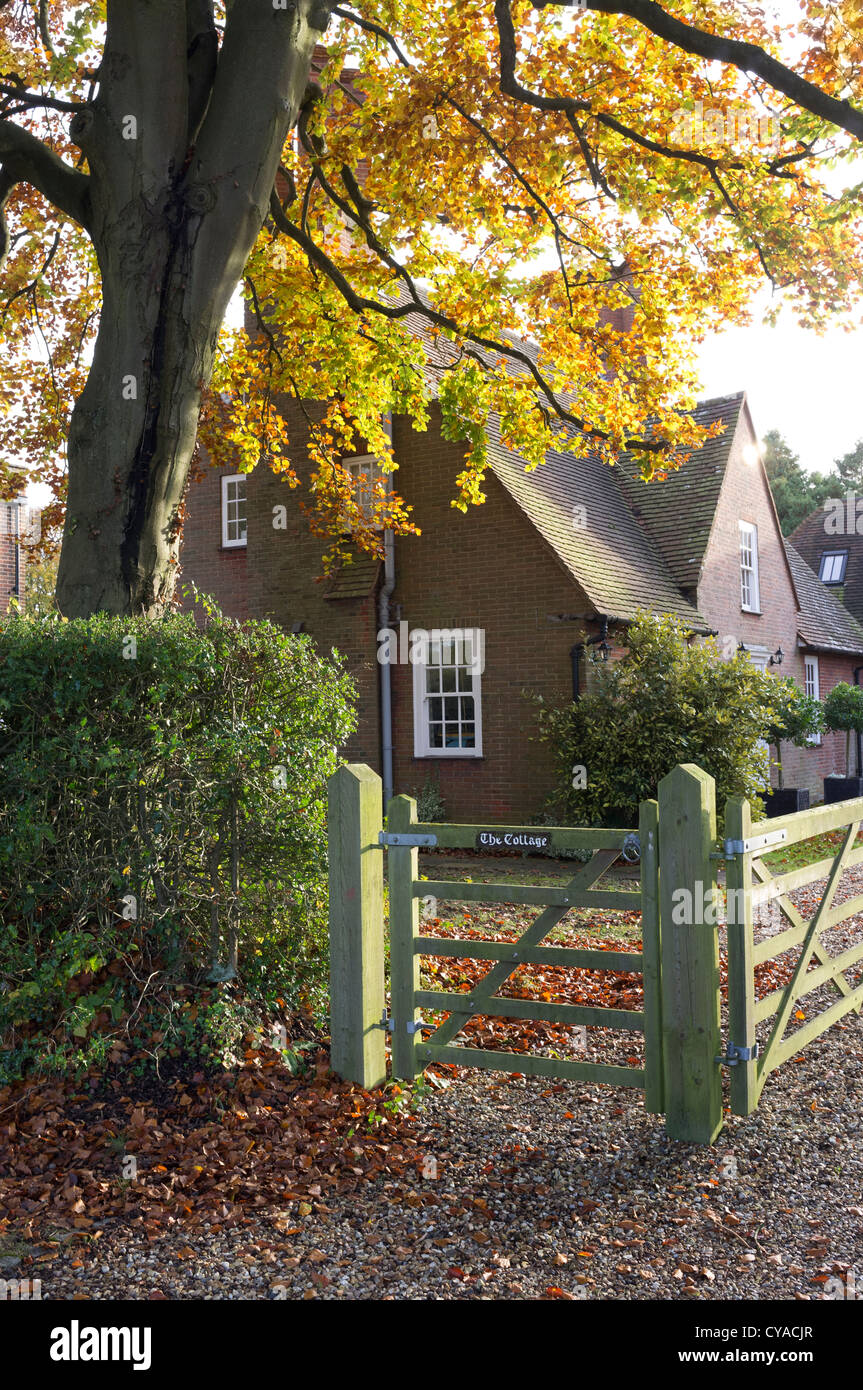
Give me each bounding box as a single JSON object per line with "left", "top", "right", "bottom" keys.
{"left": 328, "top": 764, "right": 386, "bottom": 1089}
{"left": 638, "top": 798, "right": 664, "bottom": 1114}
{"left": 387, "top": 793, "right": 422, "bottom": 1081}
{"left": 658, "top": 764, "right": 724, "bottom": 1143}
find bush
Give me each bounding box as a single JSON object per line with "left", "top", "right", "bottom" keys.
{"left": 823, "top": 681, "right": 863, "bottom": 776}
{"left": 534, "top": 613, "right": 784, "bottom": 829}
{"left": 0, "top": 600, "right": 356, "bottom": 1081}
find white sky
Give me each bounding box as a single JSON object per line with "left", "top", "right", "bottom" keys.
{"left": 696, "top": 309, "right": 863, "bottom": 474}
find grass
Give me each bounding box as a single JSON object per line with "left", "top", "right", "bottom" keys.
{"left": 762, "top": 825, "right": 863, "bottom": 875}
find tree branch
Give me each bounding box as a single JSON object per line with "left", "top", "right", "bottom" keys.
{"left": 186, "top": 0, "right": 219, "bottom": 143}
{"left": 38, "top": 0, "right": 56, "bottom": 55}
{"left": 533, "top": 0, "right": 863, "bottom": 142}
{"left": 267, "top": 192, "right": 670, "bottom": 455}
{"left": 0, "top": 121, "right": 91, "bottom": 229}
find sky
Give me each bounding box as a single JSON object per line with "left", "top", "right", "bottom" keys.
{"left": 696, "top": 309, "right": 863, "bottom": 475}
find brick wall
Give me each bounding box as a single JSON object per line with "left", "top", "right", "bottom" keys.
{"left": 386, "top": 410, "right": 593, "bottom": 822}
{"left": 179, "top": 398, "right": 593, "bottom": 821}
{"left": 696, "top": 403, "right": 857, "bottom": 801}
{"left": 0, "top": 506, "right": 25, "bottom": 614}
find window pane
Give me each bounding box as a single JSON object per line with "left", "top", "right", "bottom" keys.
{"left": 462, "top": 726, "right": 475, "bottom": 747}
{"left": 429, "top": 724, "right": 443, "bottom": 748}
{"left": 429, "top": 698, "right": 443, "bottom": 721}
{"left": 444, "top": 724, "right": 460, "bottom": 746}
{"left": 442, "top": 667, "right": 456, "bottom": 692}
{"left": 461, "top": 696, "right": 475, "bottom": 720}
{"left": 444, "top": 697, "right": 459, "bottom": 720}
{"left": 458, "top": 668, "right": 473, "bottom": 692}
{"left": 426, "top": 668, "right": 440, "bottom": 693}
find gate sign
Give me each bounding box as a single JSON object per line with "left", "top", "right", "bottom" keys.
{"left": 476, "top": 830, "right": 552, "bottom": 851}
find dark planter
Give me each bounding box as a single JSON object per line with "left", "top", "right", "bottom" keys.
{"left": 765, "top": 788, "right": 810, "bottom": 817}
{"left": 823, "top": 775, "right": 863, "bottom": 804}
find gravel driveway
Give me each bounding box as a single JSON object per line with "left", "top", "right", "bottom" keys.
{"left": 12, "top": 856, "right": 863, "bottom": 1301}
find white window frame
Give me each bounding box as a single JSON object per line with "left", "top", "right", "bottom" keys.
{"left": 739, "top": 520, "right": 760, "bottom": 612}
{"left": 343, "top": 454, "right": 389, "bottom": 531}
{"left": 221, "top": 474, "right": 247, "bottom": 548}
{"left": 804, "top": 656, "right": 822, "bottom": 744}
{"left": 412, "top": 629, "right": 483, "bottom": 758}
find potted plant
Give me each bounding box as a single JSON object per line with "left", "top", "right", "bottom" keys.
{"left": 822, "top": 682, "right": 863, "bottom": 802}
{"left": 763, "top": 678, "right": 822, "bottom": 816}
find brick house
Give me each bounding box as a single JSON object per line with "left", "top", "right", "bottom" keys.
{"left": 179, "top": 351, "right": 863, "bottom": 819}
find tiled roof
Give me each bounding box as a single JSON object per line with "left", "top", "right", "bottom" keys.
{"left": 485, "top": 415, "right": 709, "bottom": 627}
{"left": 612, "top": 394, "right": 745, "bottom": 592}
{"left": 785, "top": 542, "right": 863, "bottom": 655}
{"left": 790, "top": 504, "right": 863, "bottom": 629}
{"left": 324, "top": 549, "right": 381, "bottom": 599}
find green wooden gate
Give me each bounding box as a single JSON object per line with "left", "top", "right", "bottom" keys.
{"left": 384, "top": 792, "right": 664, "bottom": 1114}
{"left": 724, "top": 793, "right": 863, "bottom": 1116}
{"left": 327, "top": 761, "right": 767, "bottom": 1144}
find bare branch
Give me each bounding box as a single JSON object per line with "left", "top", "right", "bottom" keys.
{"left": 0, "top": 122, "right": 91, "bottom": 229}
{"left": 38, "top": 0, "right": 56, "bottom": 55}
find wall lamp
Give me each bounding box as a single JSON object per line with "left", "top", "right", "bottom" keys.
{"left": 769, "top": 646, "right": 784, "bottom": 667}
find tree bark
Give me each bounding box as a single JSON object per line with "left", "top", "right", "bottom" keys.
{"left": 55, "top": 0, "right": 331, "bottom": 617}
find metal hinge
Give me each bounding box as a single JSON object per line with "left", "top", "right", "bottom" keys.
{"left": 378, "top": 832, "right": 439, "bottom": 847}
{"left": 716, "top": 1040, "right": 760, "bottom": 1067}
{"left": 722, "top": 828, "right": 787, "bottom": 858}
{"left": 377, "top": 1011, "right": 424, "bottom": 1034}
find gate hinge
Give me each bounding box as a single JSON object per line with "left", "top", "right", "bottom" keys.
{"left": 379, "top": 832, "right": 439, "bottom": 847}
{"left": 721, "top": 828, "right": 787, "bottom": 858}
{"left": 377, "top": 1011, "right": 424, "bottom": 1034}
{"left": 715, "top": 1039, "right": 759, "bottom": 1067}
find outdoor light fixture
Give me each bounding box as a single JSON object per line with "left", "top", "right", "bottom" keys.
{"left": 738, "top": 641, "right": 747, "bottom": 653}
{"left": 769, "top": 646, "right": 784, "bottom": 667}
{"left": 598, "top": 639, "right": 611, "bottom": 661}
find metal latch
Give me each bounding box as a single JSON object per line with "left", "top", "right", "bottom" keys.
{"left": 722, "top": 828, "right": 787, "bottom": 858}
{"left": 379, "top": 832, "right": 439, "bottom": 847}
{"left": 621, "top": 833, "right": 641, "bottom": 863}
{"left": 716, "top": 1040, "right": 760, "bottom": 1067}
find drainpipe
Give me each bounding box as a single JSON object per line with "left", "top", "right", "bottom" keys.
{"left": 13, "top": 501, "right": 20, "bottom": 600}
{"left": 570, "top": 643, "right": 583, "bottom": 701}
{"left": 378, "top": 414, "right": 395, "bottom": 807}
{"left": 855, "top": 665, "right": 863, "bottom": 777}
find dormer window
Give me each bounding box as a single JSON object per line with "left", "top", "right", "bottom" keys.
{"left": 739, "top": 521, "right": 760, "bottom": 612}
{"left": 819, "top": 550, "right": 848, "bottom": 585}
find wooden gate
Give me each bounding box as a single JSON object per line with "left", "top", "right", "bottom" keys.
{"left": 724, "top": 793, "right": 863, "bottom": 1116}
{"left": 384, "top": 793, "right": 664, "bottom": 1113}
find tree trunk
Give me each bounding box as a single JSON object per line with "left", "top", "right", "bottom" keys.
{"left": 54, "top": 0, "right": 331, "bottom": 618}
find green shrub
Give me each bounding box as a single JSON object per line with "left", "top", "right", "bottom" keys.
{"left": 764, "top": 677, "right": 823, "bottom": 787}
{"left": 823, "top": 681, "right": 863, "bottom": 776}
{"left": 534, "top": 612, "right": 784, "bottom": 829}
{"left": 0, "top": 599, "right": 356, "bottom": 1081}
